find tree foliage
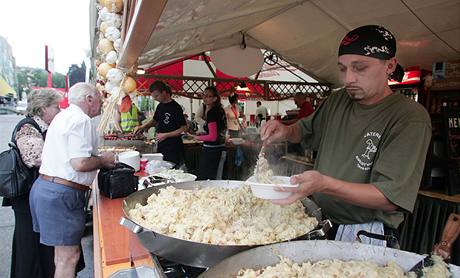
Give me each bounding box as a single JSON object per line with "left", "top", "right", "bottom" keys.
{"left": 16, "top": 67, "right": 66, "bottom": 96}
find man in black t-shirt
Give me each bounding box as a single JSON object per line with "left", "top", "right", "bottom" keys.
{"left": 134, "top": 81, "right": 187, "bottom": 166}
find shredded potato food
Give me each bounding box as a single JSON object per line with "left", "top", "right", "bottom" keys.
{"left": 237, "top": 257, "right": 409, "bottom": 278}
{"left": 237, "top": 255, "right": 450, "bottom": 278}
{"left": 129, "top": 185, "right": 318, "bottom": 245}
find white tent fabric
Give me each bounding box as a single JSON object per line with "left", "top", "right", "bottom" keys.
{"left": 132, "top": 0, "right": 460, "bottom": 86}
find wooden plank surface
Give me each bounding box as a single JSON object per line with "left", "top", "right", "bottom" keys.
{"left": 419, "top": 190, "right": 460, "bottom": 203}
{"left": 94, "top": 182, "right": 152, "bottom": 266}
{"left": 93, "top": 189, "right": 103, "bottom": 278}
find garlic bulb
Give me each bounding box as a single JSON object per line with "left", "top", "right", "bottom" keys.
{"left": 113, "top": 39, "right": 122, "bottom": 52}
{"left": 105, "top": 26, "right": 121, "bottom": 42}
{"left": 99, "top": 7, "right": 110, "bottom": 21}
{"left": 106, "top": 68, "right": 124, "bottom": 84}
{"left": 103, "top": 13, "right": 122, "bottom": 28}
{"left": 98, "top": 38, "right": 114, "bottom": 54}
{"left": 97, "top": 63, "right": 114, "bottom": 78}
{"left": 122, "top": 76, "right": 137, "bottom": 93}
{"left": 104, "top": 0, "right": 123, "bottom": 13}
{"left": 105, "top": 51, "right": 118, "bottom": 65}
{"left": 104, "top": 81, "right": 118, "bottom": 92}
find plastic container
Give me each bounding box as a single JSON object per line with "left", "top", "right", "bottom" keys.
{"left": 246, "top": 175, "right": 298, "bottom": 200}
{"left": 141, "top": 153, "right": 164, "bottom": 162}
{"left": 118, "top": 151, "right": 140, "bottom": 171}
{"left": 140, "top": 158, "right": 148, "bottom": 171}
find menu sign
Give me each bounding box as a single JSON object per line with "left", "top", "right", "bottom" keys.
{"left": 442, "top": 106, "right": 460, "bottom": 161}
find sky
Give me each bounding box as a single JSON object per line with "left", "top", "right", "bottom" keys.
{"left": 0, "top": 0, "right": 90, "bottom": 74}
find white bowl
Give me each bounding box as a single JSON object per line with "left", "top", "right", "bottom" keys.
{"left": 118, "top": 151, "right": 140, "bottom": 171}
{"left": 231, "top": 138, "right": 244, "bottom": 145}
{"left": 246, "top": 175, "right": 298, "bottom": 200}
{"left": 142, "top": 153, "right": 164, "bottom": 162}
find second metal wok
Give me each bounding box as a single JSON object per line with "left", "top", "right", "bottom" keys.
{"left": 199, "top": 240, "right": 460, "bottom": 277}
{"left": 120, "top": 180, "right": 331, "bottom": 268}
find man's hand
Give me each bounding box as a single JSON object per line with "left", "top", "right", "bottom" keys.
{"left": 133, "top": 125, "right": 143, "bottom": 135}
{"left": 100, "top": 152, "right": 116, "bottom": 168}
{"left": 260, "top": 120, "right": 291, "bottom": 144}
{"left": 156, "top": 132, "right": 168, "bottom": 142}
{"left": 271, "top": 170, "right": 326, "bottom": 205}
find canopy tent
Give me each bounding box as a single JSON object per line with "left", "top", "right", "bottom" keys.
{"left": 112, "top": 0, "right": 460, "bottom": 86}
{"left": 0, "top": 75, "right": 16, "bottom": 97}
{"left": 135, "top": 53, "right": 330, "bottom": 100}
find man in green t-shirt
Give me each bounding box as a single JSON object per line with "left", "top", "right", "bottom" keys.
{"left": 261, "top": 25, "right": 432, "bottom": 246}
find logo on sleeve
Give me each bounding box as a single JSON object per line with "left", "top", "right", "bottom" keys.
{"left": 355, "top": 131, "right": 381, "bottom": 171}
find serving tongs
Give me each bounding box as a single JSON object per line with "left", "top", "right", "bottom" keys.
{"left": 141, "top": 175, "right": 175, "bottom": 188}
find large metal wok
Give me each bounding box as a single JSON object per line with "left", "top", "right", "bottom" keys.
{"left": 120, "top": 180, "right": 331, "bottom": 268}
{"left": 199, "top": 240, "right": 460, "bottom": 277}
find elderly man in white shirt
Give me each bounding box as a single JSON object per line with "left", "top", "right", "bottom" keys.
{"left": 29, "top": 83, "right": 116, "bottom": 278}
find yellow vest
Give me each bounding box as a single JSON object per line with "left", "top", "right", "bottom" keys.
{"left": 120, "top": 105, "right": 140, "bottom": 133}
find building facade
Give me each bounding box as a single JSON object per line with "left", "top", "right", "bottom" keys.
{"left": 0, "top": 36, "right": 18, "bottom": 97}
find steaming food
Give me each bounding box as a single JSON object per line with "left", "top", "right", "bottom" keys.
{"left": 237, "top": 255, "right": 450, "bottom": 277}
{"left": 128, "top": 185, "right": 317, "bottom": 245}
{"left": 253, "top": 149, "right": 281, "bottom": 184}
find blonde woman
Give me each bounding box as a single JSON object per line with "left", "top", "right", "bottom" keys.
{"left": 2, "top": 89, "right": 62, "bottom": 278}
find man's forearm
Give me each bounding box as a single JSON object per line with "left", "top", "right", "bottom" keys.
{"left": 70, "top": 156, "right": 103, "bottom": 172}
{"left": 163, "top": 125, "right": 187, "bottom": 138}
{"left": 141, "top": 119, "right": 156, "bottom": 130}
{"left": 321, "top": 175, "right": 398, "bottom": 211}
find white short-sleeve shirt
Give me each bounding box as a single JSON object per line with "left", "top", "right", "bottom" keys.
{"left": 40, "top": 104, "right": 99, "bottom": 185}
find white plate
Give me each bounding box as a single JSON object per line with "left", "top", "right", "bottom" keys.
{"left": 246, "top": 175, "right": 298, "bottom": 200}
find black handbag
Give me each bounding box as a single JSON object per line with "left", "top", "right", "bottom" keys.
{"left": 98, "top": 162, "right": 138, "bottom": 199}
{"left": 0, "top": 118, "right": 43, "bottom": 198}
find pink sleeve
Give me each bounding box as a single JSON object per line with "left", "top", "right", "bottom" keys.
{"left": 196, "top": 122, "right": 218, "bottom": 142}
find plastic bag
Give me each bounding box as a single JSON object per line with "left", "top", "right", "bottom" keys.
{"left": 146, "top": 160, "right": 175, "bottom": 175}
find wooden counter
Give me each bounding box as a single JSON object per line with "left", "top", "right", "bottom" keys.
{"left": 418, "top": 190, "right": 460, "bottom": 203}
{"left": 92, "top": 180, "right": 159, "bottom": 277}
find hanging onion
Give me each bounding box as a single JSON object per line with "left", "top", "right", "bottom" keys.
{"left": 97, "top": 63, "right": 114, "bottom": 78}
{"left": 104, "top": 0, "right": 123, "bottom": 13}
{"left": 100, "top": 21, "right": 109, "bottom": 34}
{"left": 98, "top": 38, "right": 114, "bottom": 54}
{"left": 122, "top": 76, "right": 137, "bottom": 93}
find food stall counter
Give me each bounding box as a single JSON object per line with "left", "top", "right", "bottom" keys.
{"left": 92, "top": 178, "right": 162, "bottom": 277}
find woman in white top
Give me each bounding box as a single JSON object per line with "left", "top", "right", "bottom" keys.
{"left": 224, "top": 93, "right": 245, "bottom": 138}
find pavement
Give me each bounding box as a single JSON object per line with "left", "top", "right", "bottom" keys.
{"left": 0, "top": 114, "right": 94, "bottom": 278}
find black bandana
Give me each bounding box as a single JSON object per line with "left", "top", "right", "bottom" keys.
{"left": 338, "top": 25, "right": 396, "bottom": 60}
